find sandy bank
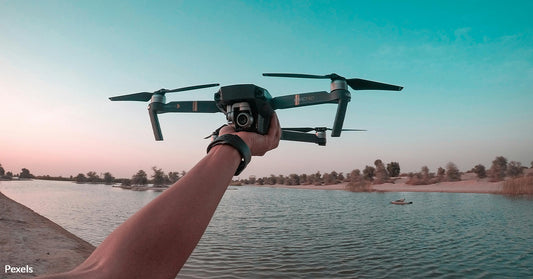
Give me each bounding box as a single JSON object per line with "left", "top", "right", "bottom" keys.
{"left": 252, "top": 176, "right": 503, "bottom": 194}
{"left": 0, "top": 191, "right": 94, "bottom": 278}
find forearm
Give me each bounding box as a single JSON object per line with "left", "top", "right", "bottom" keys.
{"left": 72, "top": 145, "right": 240, "bottom": 279}
{"left": 39, "top": 114, "right": 280, "bottom": 279}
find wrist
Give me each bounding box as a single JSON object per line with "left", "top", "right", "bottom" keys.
{"left": 207, "top": 134, "right": 251, "bottom": 176}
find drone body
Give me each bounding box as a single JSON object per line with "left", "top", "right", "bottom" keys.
{"left": 109, "top": 73, "right": 403, "bottom": 145}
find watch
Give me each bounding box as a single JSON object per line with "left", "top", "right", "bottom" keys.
{"left": 207, "top": 134, "right": 251, "bottom": 176}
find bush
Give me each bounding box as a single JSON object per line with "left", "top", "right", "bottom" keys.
{"left": 363, "top": 166, "right": 375, "bottom": 181}
{"left": 473, "top": 164, "right": 487, "bottom": 179}
{"left": 406, "top": 166, "right": 434, "bottom": 185}
{"left": 386, "top": 162, "right": 401, "bottom": 177}
{"left": 446, "top": 162, "right": 461, "bottom": 182}
{"left": 489, "top": 156, "right": 507, "bottom": 182}
{"left": 373, "top": 159, "right": 390, "bottom": 184}
{"left": 346, "top": 169, "right": 372, "bottom": 192}
{"left": 507, "top": 161, "right": 523, "bottom": 178}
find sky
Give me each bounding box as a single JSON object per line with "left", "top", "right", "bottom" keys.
{"left": 1, "top": 1, "right": 532, "bottom": 179}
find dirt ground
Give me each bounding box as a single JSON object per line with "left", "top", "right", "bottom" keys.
{"left": 0, "top": 191, "right": 94, "bottom": 278}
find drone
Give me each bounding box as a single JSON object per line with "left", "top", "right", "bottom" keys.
{"left": 109, "top": 73, "right": 403, "bottom": 146}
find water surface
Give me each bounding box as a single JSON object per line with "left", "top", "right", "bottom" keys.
{"left": 1, "top": 180, "right": 532, "bottom": 278}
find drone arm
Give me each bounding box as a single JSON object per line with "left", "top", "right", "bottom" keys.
{"left": 271, "top": 91, "right": 340, "bottom": 110}
{"left": 161, "top": 101, "right": 220, "bottom": 113}
{"left": 281, "top": 130, "right": 326, "bottom": 146}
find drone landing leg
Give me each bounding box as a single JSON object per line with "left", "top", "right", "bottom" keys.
{"left": 331, "top": 97, "right": 349, "bottom": 137}
{"left": 330, "top": 79, "right": 351, "bottom": 137}
{"left": 148, "top": 103, "right": 164, "bottom": 141}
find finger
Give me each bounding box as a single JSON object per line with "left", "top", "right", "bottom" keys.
{"left": 218, "top": 125, "right": 235, "bottom": 136}
{"left": 268, "top": 113, "right": 280, "bottom": 138}
{"left": 272, "top": 113, "right": 281, "bottom": 143}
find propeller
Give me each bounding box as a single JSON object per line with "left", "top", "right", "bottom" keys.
{"left": 109, "top": 83, "right": 220, "bottom": 102}
{"left": 263, "top": 73, "right": 403, "bottom": 91}
{"left": 282, "top": 127, "right": 366, "bottom": 133}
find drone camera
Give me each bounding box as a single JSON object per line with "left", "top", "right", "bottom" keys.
{"left": 216, "top": 84, "right": 274, "bottom": 134}
{"left": 227, "top": 102, "right": 254, "bottom": 130}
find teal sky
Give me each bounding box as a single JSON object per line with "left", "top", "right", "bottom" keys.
{"left": 1, "top": 1, "right": 532, "bottom": 178}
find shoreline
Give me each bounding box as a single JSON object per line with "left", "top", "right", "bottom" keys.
{"left": 0, "top": 191, "right": 95, "bottom": 277}
{"left": 250, "top": 175, "right": 504, "bottom": 194}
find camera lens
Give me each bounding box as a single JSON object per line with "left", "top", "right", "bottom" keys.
{"left": 236, "top": 112, "right": 252, "bottom": 128}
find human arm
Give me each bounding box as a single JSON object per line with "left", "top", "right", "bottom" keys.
{"left": 39, "top": 114, "right": 280, "bottom": 279}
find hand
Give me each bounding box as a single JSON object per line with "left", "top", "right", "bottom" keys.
{"left": 218, "top": 113, "right": 281, "bottom": 156}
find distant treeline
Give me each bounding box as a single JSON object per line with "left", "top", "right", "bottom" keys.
{"left": 2, "top": 156, "right": 532, "bottom": 194}
{"left": 0, "top": 164, "right": 186, "bottom": 187}
{"left": 0, "top": 166, "right": 33, "bottom": 180}
{"left": 233, "top": 156, "right": 533, "bottom": 194}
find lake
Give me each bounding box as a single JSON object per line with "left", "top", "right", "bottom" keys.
{"left": 1, "top": 180, "right": 532, "bottom": 278}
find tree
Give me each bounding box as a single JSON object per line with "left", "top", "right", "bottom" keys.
{"left": 386, "top": 162, "right": 400, "bottom": 177}
{"left": 323, "top": 172, "right": 335, "bottom": 185}
{"left": 349, "top": 169, "right": 362, "bottom": 183}
{"left": 489, "top": 156, "right": 507, "bottom": 182}
{"left": 131, "top": 170, "right": 148, "bottom": 185}
{"left": 446, "top": 162, "right": 461, "bottom": 181}
{"left": 299, "top": 174, "right": 308, "bottom": 185}
{"left": 75, "top": 173, "right": 87, "bottom": 183}
{"left": 473, "top": 164, "right": 486, "bottom": 179}
{"left": 168, "top": 172, "right": 181, "bottom": 184}
{"left": 374, "top": 159, "right": 389, "bottom": 184}
{"left": 507, "top": 161, "right": 523, "bottom": 178}
{"left": 330, "top": 171, "right": 339, "bottom": 183}
{"left": 337, "top": 172, "right": 345, "bottom": 182}
{"left": 287, "top": 174, "right": 300, "bottom": 185}
{"left": 437, "top": 167, "right": 446, "bottom": 181}
{"left": 347, "top": 169, "right": 371, "bottom": 192}
{"left": 266, "top": 174, "right": 276, "bottom": 185}
{"left": 151, "top": 167, "right": 166, "bottom": 186}
{"left": 421, "top": 166, "right": 430, "bottom": 181}
{"left": 314, "top": 171, "right": 322, "bottom": 185}
{"left": 19, "top": 168, "right": 33, "bottom": 179}
{"left": 0, "top": 164, "right": 5, "bottom": 177}
{"left": 86, "top": 171, "right": 100, "bottom": 183}
{"left": 103, "top": 172, "right": 115, "bottom": 184}
{"left": 276, "top": 175, "right": 285, "bottom": 185}
{"left": 363, "top": 165, "right": 375, "bottom": 181}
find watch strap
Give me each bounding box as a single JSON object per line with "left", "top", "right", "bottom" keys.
{"left": 207, "top": 134, "right": 251, "bottom": 176}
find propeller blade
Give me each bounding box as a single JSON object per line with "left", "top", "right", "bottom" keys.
{"left": 165, "top": 83, "right": 220, "bottom": 93}
{"left": 263, "top": 72, "right": 403, "bottom": 91}
{"left": 109, "top": 92, "right": 153, "bottom": 102}
{"left": 109, "top": 83, "right": 220, "bottom": 102}
{"left": 282, "top": 127, "right": 366, "bottom": 133}
{"left": 263, "top": 73, "right": 331, "bottom": 79}
{"left": 341, "top": 128, "right": 367, "bottom": 131}
{"left": 347, "top": 78, "right": 403, "bottom": 91}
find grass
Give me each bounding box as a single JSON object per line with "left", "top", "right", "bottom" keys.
{"left": 502, "top": 175, "right": 533, "bottom": 195}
